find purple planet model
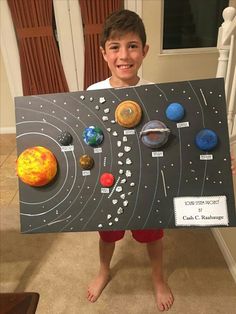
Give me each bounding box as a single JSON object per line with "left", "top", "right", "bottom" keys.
{"left": 140, "top": 120, "right": 170, "bottom": 148}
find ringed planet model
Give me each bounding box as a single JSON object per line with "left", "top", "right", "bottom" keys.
{"left": 140, "top": 120, "right": 170, "bottom": 148}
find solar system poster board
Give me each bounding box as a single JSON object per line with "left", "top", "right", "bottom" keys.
{"left": 15, "top": 78, "right": 236, "bottom": 234}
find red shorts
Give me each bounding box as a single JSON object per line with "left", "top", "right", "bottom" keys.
{"left": 99, "top": 229, "right": 164, "bottom": 243}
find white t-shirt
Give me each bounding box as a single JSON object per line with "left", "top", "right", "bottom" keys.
{"left": 87, "top": 77, "right": 152, "bottom": 90}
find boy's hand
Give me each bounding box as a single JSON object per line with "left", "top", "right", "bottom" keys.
{"left": 231, "top": 155, "right": 236, "bottom": 176}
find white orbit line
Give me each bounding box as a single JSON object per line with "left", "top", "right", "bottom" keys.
{"left": 16, "top": 95, "right": 107, "bottom": 230}
{"left": 16, "top": 106, "right": 86, "bottom": 152}
{"left": 16, "top": 132, "right": 70, "bottom": 207}
{"left": 200, "top": 88, "right": 208, "bottom": 106}
{"left": 166, "top": 128, "right": 183, "bottom": 227}
{"left": 21, "top": 149, "right": 77, "bottom": 217}
{"left": 137, "top": 84, "right": 168, "bottom": 228}
{"left": 188, "top": 82, "right": 205, "bottom": 128}
{"left": 177, "top": 128, "right": 183, "bottom": 196}
{"left": 142, "top": 158, "right": 160, "bottom": 228}
{"left": 68, "top": 94, "right": 114, "bottom": 172}
{"left": 188, "top": 81, "right": 207, "bottom": 195}
{"left": 161, "top": 170, "right": 167, "bottom": 197}
{"left": 126, "top": 132, "right": 142, "bottom": 228}
{"left": 133, "top": 87, "right": 150, "bottom": 120}
{"left": 153, "top": 84, "right": 168, "bottom": 101}
{"left": 81, "top": 195, "right": 105, "bottom": 231}
{"left": 16, "top": 108, "right": 89, "bottom": 220}
{"left": 201, "top": 160, "right": 208, "bottom": 196}
{"left": 23, "top": 171, "right": 89, "bottom": 232}
{"left": 107, "top": 88, "right": 122, "bottom": 101}
{"left": 29, "top": 93, "right": 112, "bottom": 230}
{"left": 199, "top": 88, "right": 209, "bottom": 196}
{"left": 60, "top": 151, "right": 103, "bottom": 232}
{"left": 17, "top": 120, "right": 62, "bottom": 132}
{"left": 47, "top": 215, "right": 72, "bottom": 226}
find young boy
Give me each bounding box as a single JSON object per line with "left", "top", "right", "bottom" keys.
{"left": 87, "top": 9, "right": 174, "bottom": 312}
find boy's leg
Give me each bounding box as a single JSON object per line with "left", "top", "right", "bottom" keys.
{"left": 132, "top": 230, "right": 174, "bottom": 311}
{"left": 146, "top": 239, "right": 174, "bottom": 312}
{"left": 87, "top": 231, "right": 124, "bottom": 302}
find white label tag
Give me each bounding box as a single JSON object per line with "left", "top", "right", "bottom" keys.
{"left": 174, "top": 196, "right": 229, "bottom": 226}
{"left": 200, "top": 154, "right": 213, "bottom": 160}
{"left": 177, "top": 121, "right": 190, "bottom": 128}
{"left": 82, "top": 170, "right": 91, "bottom": 176}
{"left": 124, "top": 129, "right": 135, "bottom": 135}
{"left": 94, "top": 147, "right": 102, "bottom": 153}
{"left": 61, "top": 145, "right": 74, "bottom": 152}
{"left": 152, "top": 151, "right": 164, "bottom": 157}
{"left": 101, "top": 188, "right": 109, "bottom": 193}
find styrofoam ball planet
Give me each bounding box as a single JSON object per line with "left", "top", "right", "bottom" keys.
{"left": 79, "top": 154, "right": 94, "bottom": 170}
{"left": 57, "top": 131, "right": 73, "bottom": 146}
{"left": 16, "top": 146, "right": 57, "bottom": 187}
{"left": 140, "top": 120, "right": 170, "bottom": 148}
{"left": 83, "top": 126, "right": 104, "bottom": 146}
{"left": 100, "top": 173, "right": 115, "bottom": 187}
{"left": 165, "top": 102, "right": 185, "bottom": 122}
{"left": 195, "top": 128, "right": 218, "bottom": 151}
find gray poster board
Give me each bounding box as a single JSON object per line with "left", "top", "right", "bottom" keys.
{"left": 15, "top": 78, "right": 236, "bottom": 234}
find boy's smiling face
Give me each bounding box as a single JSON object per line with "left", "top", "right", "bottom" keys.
{"left": 100, "top": 32, "right": 149, "bottom": 88}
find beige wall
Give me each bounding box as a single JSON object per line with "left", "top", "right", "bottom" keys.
{"left": 0, "top": 51, "right": 15, "bottom": 133}
{"left": 142, "top": 0, "right": 219, "bottom": 83}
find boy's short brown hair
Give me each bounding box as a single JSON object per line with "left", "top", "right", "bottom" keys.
{"left": 100, "top": 9, "right": 147, "bottom": 49}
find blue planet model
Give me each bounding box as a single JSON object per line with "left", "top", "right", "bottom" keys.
{"left": 165, "top": 102, "right": 185, "bottom": 122}
{"left": 83, "top": 126, "right": 104, "bottom": 146}
{"left": 195, "top": 128, "right": 218, "bottom": 151}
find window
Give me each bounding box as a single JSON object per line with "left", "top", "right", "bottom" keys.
{"left": 163, "top": 0, "right": 229, "bottom": 50}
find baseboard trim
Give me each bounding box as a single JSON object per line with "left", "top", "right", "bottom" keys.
{"left": 0, "top": 127, "right": 16, "bottom": 134}
{"left": 211, "top": 228, "right": 236, "bottom": 283}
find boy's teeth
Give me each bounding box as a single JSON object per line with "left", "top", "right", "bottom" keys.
{"left": 118, "top": 65, "right": 131, "bottom": 69}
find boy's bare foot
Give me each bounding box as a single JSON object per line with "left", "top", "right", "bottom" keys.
{"left": 155, "top": 281, "right": 174, "bottom": 311}
{"left": 87, "top": 269, "right": 110, "bottom": 302}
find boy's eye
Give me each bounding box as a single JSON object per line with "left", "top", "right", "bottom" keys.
{"left": 110, "top": 45, "right": 119, "bottom": 50}
{"left": 129, "top": 44, "right": 138, "bottom": 49}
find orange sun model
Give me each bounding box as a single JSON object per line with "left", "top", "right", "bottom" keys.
{"left": 16, "top": 146, "right": 57, "bottom": 187}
